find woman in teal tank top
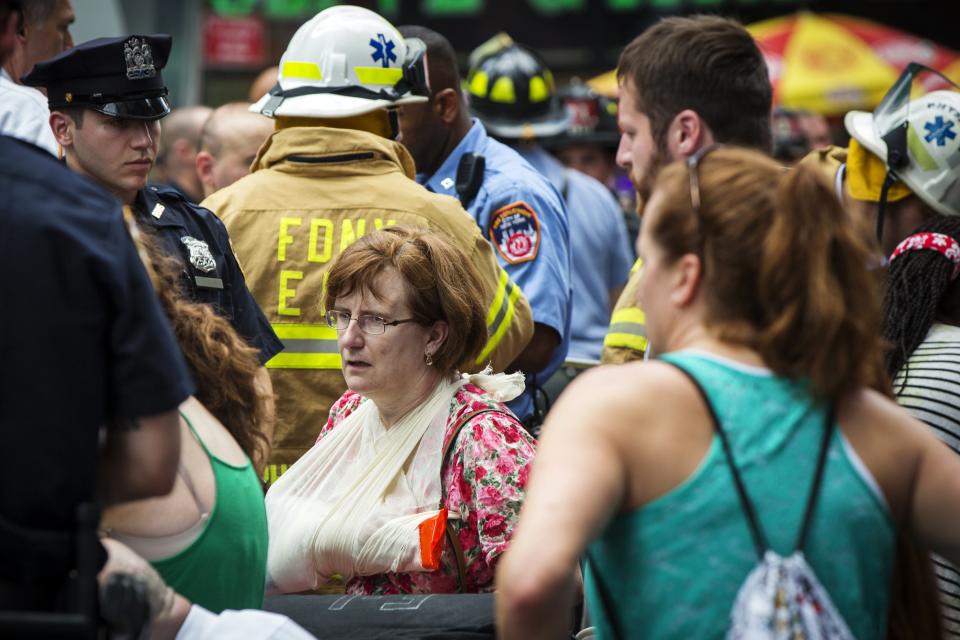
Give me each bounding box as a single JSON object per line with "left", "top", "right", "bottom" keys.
{"left": 101, "top": 229, "right": 272, "bottom": 613}
{"left": 496, "top": 148, "right": 960, "bottom": 639}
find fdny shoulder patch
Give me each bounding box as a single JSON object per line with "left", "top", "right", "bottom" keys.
{"left": 489, "top": 201, "right": 540, "bottom": 265}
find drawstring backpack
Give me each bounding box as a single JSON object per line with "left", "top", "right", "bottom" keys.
{"left": 586, "top": 362, "right": 855, "bottom": 640}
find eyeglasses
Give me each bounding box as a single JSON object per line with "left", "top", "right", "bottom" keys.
{"left": 687, "top": 144, "right": 720, "bottom": 216}
{"left": 325, "top": 310, "right": 418, "bottom": 335}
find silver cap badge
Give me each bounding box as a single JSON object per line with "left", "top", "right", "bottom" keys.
{"left": 124, "top": 37, "right": 156, "bottom": 80}
{"left": 180, "top": 236, "right": 217, "bottom": 273}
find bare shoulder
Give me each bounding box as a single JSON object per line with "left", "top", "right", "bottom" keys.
{"left": 180, "top": 397, "right": 248, "bottom": 466}
{"left": 837, "top": 386, "right": 926, "bottom": 444}
{"left": 836, "top": 387, "right": 935, "bottom": 523}
{"left": 549, "top": 360, "right": 706, "bottom": 438}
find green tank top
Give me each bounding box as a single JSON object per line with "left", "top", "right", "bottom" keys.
{"left": 151, "top": 414, "right": 268, "bottom": 613}
{"left": 585, "top": 351, "right": 894, "bottom": 639}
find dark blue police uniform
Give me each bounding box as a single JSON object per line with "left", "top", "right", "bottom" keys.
{"left": 22, "top": 34, "right": 282, "bottom": 365}
{"left": 0, "top": 134, "right": 194, "bottom": 586}
{"left": 136, "top": 184, "right": 282, "bottom": 363}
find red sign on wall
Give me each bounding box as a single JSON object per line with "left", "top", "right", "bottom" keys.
{"left": 203, "top": 14, "right": 266, "bottom": 67}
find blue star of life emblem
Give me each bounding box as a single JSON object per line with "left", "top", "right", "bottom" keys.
{"left": 924, "top": 116, "right": 957, "bottom": 147}
{"left": 369, "top": 33, "right": 397, "bottom": 68}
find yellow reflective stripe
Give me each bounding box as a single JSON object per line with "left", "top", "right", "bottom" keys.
{"left": 355, "top": 67, "right": 403, "bottom": 85}
{"left": 529, "top": 76, "right": 548, "bottom": 102}
{"left": 476, "top": 276, "right": 522, "bottom": 365}
{"left": 271, "top": 323, "right": 338, "bottom": 341}
{"left": 282, "top": 61, "right": 322, "bottom": 80}
{"left": 605, "top": 306, "right": 648, "bottom": 353}
{"left": 629, "top": 257, "right": 643, "bottom": 275}
{"left": 490, "top": 76, "right": 516, "bottom": 103}
{"left": 469, "top": 71, "right": 489, "bottom": 98}
{"left": 267, "top": 323, "right": 341, "bottom": 370}
{"left": 267, "top": 352, "right": 341, "bottom": 369}
{"left": 603, "top": 332, "right": 649, "bottom": 353}
{"left": 610, "top": 307, "right": 646, "bottom": 325}
{"left": 485, "top": 270, "right": 510, "bottom": 326}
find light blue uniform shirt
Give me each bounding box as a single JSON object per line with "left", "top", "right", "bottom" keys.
{"left": 419, "top": 120, "right": 571, "bottom": 420}
{"left": 519, "top": 146, "right": 632, "bottom": 362}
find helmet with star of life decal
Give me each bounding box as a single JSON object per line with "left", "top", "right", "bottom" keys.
{"left": 250, "top": 5, "right": 429, "bottom": 119}
{"left": 845, "top": 65, "right": 960, "bottom": 217}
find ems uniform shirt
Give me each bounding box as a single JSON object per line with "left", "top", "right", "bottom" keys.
{"left": 203, "top": 125, "right": 533, "bottom": 484}
{"left": 0, "top": 135, "right": 194, "bottom": 581}
{"left": 520, "top": 146, "right": 632, "bottom": 362}
{"left": 135, "top": 185, "right": 282, "bottom": 365}
{"left": 420, "top": 120, "right": 572, "bottom": 420}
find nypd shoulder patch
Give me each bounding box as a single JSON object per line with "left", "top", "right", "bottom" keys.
{"left": 489, "top": 201, "right": 540, "bottom": 264}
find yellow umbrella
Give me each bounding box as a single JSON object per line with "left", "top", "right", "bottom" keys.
{"left": 747, "top": 12, "right": 960, "bottom": 115}
{"left": 586, "top": 69, "right": 618, "bottom": 99}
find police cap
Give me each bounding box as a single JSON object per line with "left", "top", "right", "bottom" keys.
{"left": 22, "top": 34, "right": 172, "bottom": 121}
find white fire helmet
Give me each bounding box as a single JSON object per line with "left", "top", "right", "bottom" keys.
{"left": 845, "top": 79, "right": 960, "bottom": 217}
{"left": 251, "top": 5, "right": 429, "bottom": 119}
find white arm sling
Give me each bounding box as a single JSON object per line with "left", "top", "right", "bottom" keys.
{"left": 264, "top": 370, "right": 523, "bottom": 594}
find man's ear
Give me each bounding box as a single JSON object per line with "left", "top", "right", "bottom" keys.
{"left": 666, "top": 109, "right": 714, "bottom": 160}
{"left": 433, "top": 88, "right": 460, "bottom": 125}
{"left": 195, "top": 150, "right": 215, "bottom": 192}
{"left": 671, "top": 253, "right": 702, "bottom": 307}
{"left": 50, "top": 111, "right": 74, "bottom": 147}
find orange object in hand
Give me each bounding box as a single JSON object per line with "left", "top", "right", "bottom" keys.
{"left": 418, "top": 508, "right": 448, "bottom": 570}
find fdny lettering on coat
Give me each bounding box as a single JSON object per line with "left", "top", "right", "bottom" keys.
{"left": 273, "top": 216, "right": 396, "bottom": 316}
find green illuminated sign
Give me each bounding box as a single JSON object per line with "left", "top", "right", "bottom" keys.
{"left": 422, "top": 0, "right": 482, "bottom": 16}
{"left": 210, "top": 0, "right": 795, "bottom": 18}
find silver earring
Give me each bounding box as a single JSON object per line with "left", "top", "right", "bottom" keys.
{"left": 425, "top": 352, "right": 434, "bottom": 366}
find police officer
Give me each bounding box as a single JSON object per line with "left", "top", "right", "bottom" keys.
{"left": 202, "top": 6, "right": 534, "bottom": 484}
{"left": 396, "top": 26, "right": 571, "bottom": 427}
{"left": 464, "top": 36, "right": 633, "bottom": 404}
{"left": 22, "top": 34, "right": 283, "bottom": 368}
{"left": 0, "top": 0, "right": 191, "bottom": 608}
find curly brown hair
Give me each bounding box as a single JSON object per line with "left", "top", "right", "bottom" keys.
{"left": 125, "top": 214, "right": 270, "bottom": 467}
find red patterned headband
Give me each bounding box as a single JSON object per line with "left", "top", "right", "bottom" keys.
{"left": 889, "top": 232, "right": 960, "bottom": 280}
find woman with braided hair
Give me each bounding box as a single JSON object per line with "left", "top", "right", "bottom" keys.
{"left": 882, "top": 214, "right": 960, "bottom": 637}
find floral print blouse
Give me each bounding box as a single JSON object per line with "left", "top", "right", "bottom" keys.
{"left": 317, "top": 383, "right": 536, "bottom": 594}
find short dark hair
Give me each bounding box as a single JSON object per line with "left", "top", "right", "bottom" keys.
{"left": 20, "top": 0, "right": 57, "bottom": 27}
{"left": 398, "top": 25, "right": 461, "bottom": 97}
{"left": 618, "top": 15, "right": 772, "bottom": 153}
{"left": 0, "top": 0, "right": 21, "bottom": 30}
{"left": 59, "top": 105, "right": 84, "bottom": 128}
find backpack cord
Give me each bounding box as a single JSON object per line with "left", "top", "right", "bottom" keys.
{"left": 667, "top": 363, "right": 770, "bottom": 559}
{"left": 794, "top": 403, "right": 836, "bottom": 552}
{"left": 579, "top": 362, "right": 835, "bottom": 639}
